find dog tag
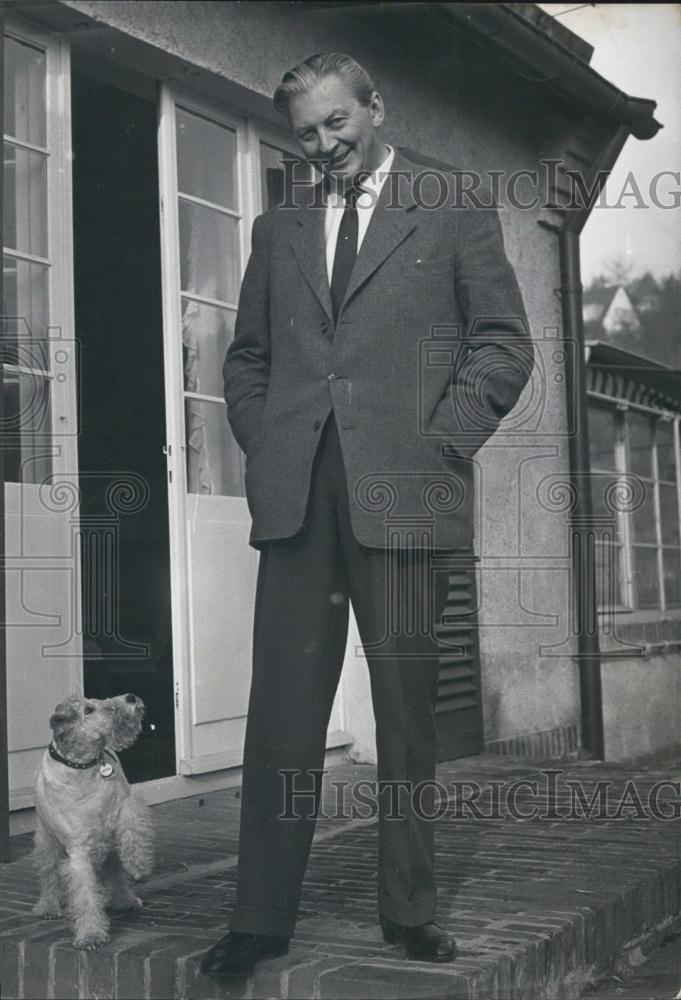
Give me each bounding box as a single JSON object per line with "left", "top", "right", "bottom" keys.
{"left": 99, "top": 762, "right": 115, "bottom": 778}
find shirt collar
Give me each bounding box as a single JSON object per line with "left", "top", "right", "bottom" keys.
{"left": 326, "top": 144, "right": 395, "bottom": 207}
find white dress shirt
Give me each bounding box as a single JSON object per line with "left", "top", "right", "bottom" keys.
{"left": 324, "top": 144, "right": 395, "bottom": 285}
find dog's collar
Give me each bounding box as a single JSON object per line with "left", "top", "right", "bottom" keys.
{"left": 48, "top": 741, "right": 105, "bottom": 770}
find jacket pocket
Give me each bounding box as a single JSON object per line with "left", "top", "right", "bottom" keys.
{"left": 245, "top": 423, "right": 266, "bottom": 460}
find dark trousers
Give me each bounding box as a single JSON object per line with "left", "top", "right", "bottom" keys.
{"left": 229, "top": 413, "right": 452, "bottom": 937}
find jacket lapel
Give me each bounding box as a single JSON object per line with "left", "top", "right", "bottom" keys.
{"left": 343, "top": 151, "right": 417, "bottom": 309}
{"left": 288, "top": 150, "right": 418, "bottom": 324}
{"left": 290, "top": 186, "right": 333, "bottom": 325}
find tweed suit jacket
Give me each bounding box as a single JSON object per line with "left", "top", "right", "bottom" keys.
{"left": 223, "top": 150, "right": 534, "bottom": 550}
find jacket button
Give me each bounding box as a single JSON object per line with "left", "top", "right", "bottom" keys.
{"left": 313, "top": 419, "right": 322, "bottom": 430}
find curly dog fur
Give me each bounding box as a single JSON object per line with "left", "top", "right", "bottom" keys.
{"left": 32, "top": 693, "right": 154, "bottom": 950}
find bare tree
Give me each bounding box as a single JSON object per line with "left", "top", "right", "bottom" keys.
{"left": 602, "top": 251, "right": 636, "bottom": 286}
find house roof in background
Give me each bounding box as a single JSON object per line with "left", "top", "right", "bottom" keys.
{"left": 585, "top": 340, "right": 681, "bottom": 403}
{"left": 583, "top": 287, "right": 619, "bottom": 312}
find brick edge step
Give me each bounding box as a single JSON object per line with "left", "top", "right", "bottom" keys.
{"left": 1, "top": 864, "right": 680, "bottom": 999}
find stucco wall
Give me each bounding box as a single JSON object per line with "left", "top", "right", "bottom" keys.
{"left": 602, "top": 655, "right": 680, "bottom": 761}
{"left": 55, "top": 0, "right": 582, "bottom": 748}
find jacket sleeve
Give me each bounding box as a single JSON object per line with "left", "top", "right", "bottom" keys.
{"left": 222, "top": 212, "right": 271, "bottom": 454}
{"left": 429, "top": 203, "right": 534, "bottom": 459}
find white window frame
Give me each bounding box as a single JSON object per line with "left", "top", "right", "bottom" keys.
{"left": 3, "top": 16, "right": 77, "bottom": 475}
{"left": 251, "top": 117, "right": 316, "bottom": 212}
{"left": 4, "top": 15, "right": 83, "bottom": 812}
{"left": 589, "top": 389, "right": 681, "bottom": 619}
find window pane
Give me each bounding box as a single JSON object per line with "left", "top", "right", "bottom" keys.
{"left": 185, "top": 398, "right": 244, "bottom": 496}
{"left": 178, "top": 200, "right": 239, "bottom": 304}
{"left": 630, "top": 482, "right": 657, "bottom": 543}
{"left": 659, "top": 484, "right": 680, "bottom": 545}
{"left": 663, "top": 548, "right": 681, "bottom": 606}
{"left": 3, "top": 255, "right": 49, "bottom": 358}
{"left": 595, "top": 542, "right": 623, "bottom": 607}
{"left": 182, "top": 298, "right": 234, "bottom": 398}
{"left": 590, "top": 472, "right": 620, "bottom": 525}
{"left": 587, "top": 404, "right": 616, "bottom": 470}
{"left": 656, "top": 420, "right": 677, "bottom": 482}
{"left": 260, "top": 141, "right": 310, "bottom": 210}
{"left": 4, "top": 36, "right": 46, "bottom": 146}
{"left": 2, "top": 370, "right": 52, "bottom": 483}
{"left": 4, "top": 142, "right": 48, "bottom": 256}
{"left": 0, "top": 318, "right": 49, "bottom": 373}
{"left": 632, "top": 547, "right": 660, "bottom": 609}
{"left": 628, "top": 412, "right": 654, "bottom": 478}
{"left": 176, "top": 109, "right": 236, "bottom": 209}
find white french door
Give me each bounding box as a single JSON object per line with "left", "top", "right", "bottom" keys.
{"left": 158, "top": 87, "right": 345, "bottom": 775}
{"left": 4, "top": 19, "right": 82, "bottom": 803}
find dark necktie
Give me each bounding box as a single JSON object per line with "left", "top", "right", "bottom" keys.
{"left": 330, "top": 187, "right": 360, "bottom": 325}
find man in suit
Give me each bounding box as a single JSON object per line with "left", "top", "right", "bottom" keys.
{"left": 201, "top": 52, "right": 533, "bottom": 977}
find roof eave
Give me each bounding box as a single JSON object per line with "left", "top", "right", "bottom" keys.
{"left": 435, "top": 3, "right": 661, "bottom": 140}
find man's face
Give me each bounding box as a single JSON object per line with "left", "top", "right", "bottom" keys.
{"left": 288, "top": 73, "right": 386, "bottom": 188}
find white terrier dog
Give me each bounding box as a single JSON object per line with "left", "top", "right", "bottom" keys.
{"left": 32, "top": 693, "right": 154, "bottom": 950}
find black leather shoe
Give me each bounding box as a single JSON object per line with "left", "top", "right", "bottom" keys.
{"left": 200, "top": 930, "right": 290, "bottom": 976}
{"left": 380, "top": 916, "right": 456, "bottom": 962}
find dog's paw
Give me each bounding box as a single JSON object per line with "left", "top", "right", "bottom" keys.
{"left": 74, "top": 930, "right": 109, "bottom": 951}
{"left": 125, "top": 862, "right": 153, "bottom": 882}
{"left": 33, "top": 900, "right": 63, "bottom": 919}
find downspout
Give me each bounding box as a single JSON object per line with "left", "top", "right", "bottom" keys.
{"left": 0, "top": 5, "right": 9, "bottom": 859}
{"left": 559, "top": 229, "right": 604, "bottom": 759}
{"left": 556, "top": 124, "right": 633, "bottom": 760}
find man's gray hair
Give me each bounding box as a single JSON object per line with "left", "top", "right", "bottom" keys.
{"left": 273, "top": 53, "right": 376, "bottom": 116}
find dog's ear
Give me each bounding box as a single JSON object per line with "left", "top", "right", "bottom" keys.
{"left": 49, "top": 698, "right": 80, "bottom": 735}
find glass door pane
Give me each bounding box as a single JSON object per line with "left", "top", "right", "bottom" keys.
{"left": 1, "top": 366, "right": 51, "bottom": 483}
{"left": 178, "top": 201, "right": 240, "bottom": 304}
{"left": 3, "top": 143, "right": 48, "bottom": 256}
{"left": 185, "top": 397, "right": 244, "bottom": 496}
{"left": 2, "top": 257, "right": 48, "bottom": 359}
{"left": 3, "top": 31, "right": 52, "bottom": 482}
{"left": 182, "top": 298, "right": 235, "bottom": 397}
{"left": 174, "top": 105, "right": 243, "bottom": 496}
{"left": 4, "top": 35, "right": 46, "bottom": 145}
{"left": 176, "top": 108, "right": 237, "bottom": 208}
{"left": 260, "top": 140, "right": 310, "bottom": 210}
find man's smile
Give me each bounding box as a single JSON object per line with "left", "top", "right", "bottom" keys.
{"left": 327, "top": 149, "right": 352, "bottom": 168}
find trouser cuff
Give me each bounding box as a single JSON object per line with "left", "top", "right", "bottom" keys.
{"left": 229, "top": 906, "right": 297, "bottom": 938}
{"left": 378, "top": 893, "right": 437, "bottom": 927}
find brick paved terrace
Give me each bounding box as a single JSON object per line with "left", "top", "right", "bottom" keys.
{"left": 0, "top": 755, "right": 679, "bottom": 999}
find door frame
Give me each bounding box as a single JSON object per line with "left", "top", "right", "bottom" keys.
{"left": 157, "top": 85, "right": 256, "bottom": 778}
{"left": 4, "top": 12, "right": 83, "bottom": 810}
